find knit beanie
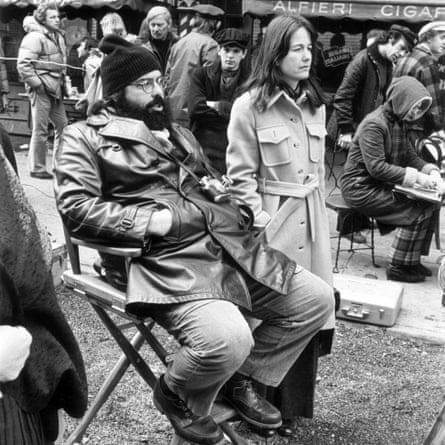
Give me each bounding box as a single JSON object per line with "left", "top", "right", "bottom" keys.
{"left": 99, "top": 34, "right": 162, "bottom": 98}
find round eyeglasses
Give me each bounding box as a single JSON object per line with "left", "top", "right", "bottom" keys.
{"left": 129, "top": 76, "right": 168, "bottom": 94}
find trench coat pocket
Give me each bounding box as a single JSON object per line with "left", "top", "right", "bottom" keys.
{"left": 257, "top": 125, "right": 291, "bottom": 167}
{"left": 306, "top": 122, "right": 327, "bottom": 163}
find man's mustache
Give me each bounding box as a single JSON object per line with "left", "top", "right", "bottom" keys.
{"left": 145, "top": 95, "right": 165, "bottom": 110}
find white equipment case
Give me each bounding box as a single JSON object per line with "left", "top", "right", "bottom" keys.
{"left": 334, "top": 274, "right": 404, "bottom": 327}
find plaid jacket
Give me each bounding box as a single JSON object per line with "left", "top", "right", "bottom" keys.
{"left": 393, "top": 44, "right": 444, "bottom": 134}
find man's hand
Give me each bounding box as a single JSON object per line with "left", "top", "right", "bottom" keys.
{"left": 0, "top": 326, "right": 32, "bottom": 382}
{"left": 148, "top": 209, "right": 173, "bottom": 237}
{"left": 337, "top": 133, "right": 353, "bottom": 151}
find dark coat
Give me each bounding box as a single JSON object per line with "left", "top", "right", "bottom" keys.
{"left": 0, "top": 151, "right": 87, "bottom": 438}
{"left": 143, "top": 32, "right": 178, "bottom": 74}
{"left": 189, "top": 59, "right": 249, "bottom": 173}
{"left": 55, "top": 110, "right": 295, "bottom": 317}
{"left": 341, "top": 77, "right": 438, "bottom": 226}
{"left": 333, "top": 43, "right": 393, "bottom": 135}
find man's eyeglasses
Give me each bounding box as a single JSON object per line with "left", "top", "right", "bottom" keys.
{"left": 129, "top": 76, "right": 168, "bottom": 94}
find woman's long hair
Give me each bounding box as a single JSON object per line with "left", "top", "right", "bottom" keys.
{"left": 242, "top": 14, "right": 326, "bottom": 113}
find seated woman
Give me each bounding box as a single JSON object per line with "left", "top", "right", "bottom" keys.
{"left": 0, "top": 147, "right": 87, "bottom": 444}
{"left": 341, "top": 76, "right": 444, "bottom": 283}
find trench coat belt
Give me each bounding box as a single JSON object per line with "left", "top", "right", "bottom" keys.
{"left": 257, "top": 176, "right": 320, "bottom": 242}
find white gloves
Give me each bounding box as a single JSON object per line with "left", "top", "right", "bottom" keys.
{"left": 0, "top": 326, "right": 32, "bottom": 382}
{"left": 416, "top": 172, "right": 436, "bottom": 189}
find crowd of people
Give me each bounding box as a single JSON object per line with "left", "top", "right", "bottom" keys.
{"left": 1, "top": 2, "right": 445, "bottom": 443}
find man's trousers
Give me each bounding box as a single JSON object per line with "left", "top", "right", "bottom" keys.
{"left": 150, "top": 267, "right": 334, "bottom": 416}
{"left": 29, "top": 89, "right": 67, "bottom": 174}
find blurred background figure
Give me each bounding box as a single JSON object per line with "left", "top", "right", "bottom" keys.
{"left": 100, "top": 12, "right": 127, "bottom": 37}
{"left": 366, "top": 28, "right": 386, "bottom": 47}
{"left": 166, "top": 4, "right": 224, "bottom": 127}
{"left": 138, "top": 6, "right": 178, "bottom": 74}
{"left": 77, "top": 36, "right": 102, "bottom": 91}
{"left": 17, "top": 3, "right": 68, "bottom": 179}
{"left": 188, "top": 27, "right": 250, "bottom": 174}
{"left": 0, "top": 37, "right": 9, "bottom": 113}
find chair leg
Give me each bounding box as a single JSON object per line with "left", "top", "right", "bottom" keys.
{"left": 333, "top": 230, "right": 341, "bottom": 273}
{"left": 64, "top": 332, "right": 145, "bottom": 445}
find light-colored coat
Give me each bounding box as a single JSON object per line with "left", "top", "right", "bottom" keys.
{"left": 227, "top": 89, "right": 333, "bottom": 288}
{"left": 166, "top": 30, "right": 218, "bottom": 126}
{"left": 17, "top": 23, "right": 66, "bottom": 99}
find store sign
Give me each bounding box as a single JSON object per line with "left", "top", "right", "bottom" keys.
{"left": 322, "top": 45, "right": 352, "bottom": 68}
{"left": 242, "top": 0, "right": 445, "bottom": 23}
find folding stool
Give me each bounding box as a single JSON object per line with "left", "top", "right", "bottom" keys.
{"left": 62, "top": 228, "right": 247, "bottom": 445}
{"left": 325, "top": 193, "right": 379, "bottom": 273}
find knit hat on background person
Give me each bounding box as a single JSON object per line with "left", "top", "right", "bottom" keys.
{"left": 22, "top": 15, "right": 38, "bottom": 33}
{"left": 99, "top": 34, "right": 161, "bottom": 98}
{"left": 418, "top": 21, "right": 445, "bottom": 40}
{"left": 390, "top": 24, "right": 417, "bottom": 49}
{"left": 178, "top": 4, "right": 224, "bottom": 19}
{"left": 215, "top": 28, "right": 250, "bottom": 49}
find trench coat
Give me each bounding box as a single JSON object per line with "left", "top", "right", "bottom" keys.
{"left": 17, "top": 23, "right": 66, "bottom": 99}
{"left": 166, "top": 31, "right": 218, "bottom": 127}
{"left": 227, "top": 89, "right": 333, "bottom": 291}
{"left": 54, "top": 110, "right": 296, "bottom": 316}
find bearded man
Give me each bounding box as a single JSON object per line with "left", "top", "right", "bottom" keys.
{"left": 54, "top": 35, "right": 334, "bottom": 445}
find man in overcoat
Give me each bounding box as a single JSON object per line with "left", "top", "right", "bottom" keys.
{"left": 54, "top": 35, "right": 334, "bottom": 445}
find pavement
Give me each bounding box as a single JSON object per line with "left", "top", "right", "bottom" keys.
{"left": 14, "top": 146, "right": 445, "bottom": 345}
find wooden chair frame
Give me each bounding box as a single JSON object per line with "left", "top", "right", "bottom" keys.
{"left": 62, "top": 228, "right": 247, "bottom": 445}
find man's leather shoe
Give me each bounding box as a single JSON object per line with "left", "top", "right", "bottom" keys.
{"left": 412, "top": 263, "right": 433, "bottom": 277}
{"left": 221, "top": 375, "right": 282, "bottom": 428}
{"left": 153, "top": 376, "right": 223, "bottom": 445}
{"left": 386, "top": 265, "right": 425, "bottom": 283}
{"left": 30, "top": 171, "right": 53, "bottom": 179}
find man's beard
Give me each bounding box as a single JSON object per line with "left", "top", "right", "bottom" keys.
{"left": 115, "top": 95, "right": 173, "bottom": 131}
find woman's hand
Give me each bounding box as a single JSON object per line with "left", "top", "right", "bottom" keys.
{"left": 0, "top": 326, "right": 32, "bottom": 382}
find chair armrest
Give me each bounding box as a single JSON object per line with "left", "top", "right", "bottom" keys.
{"left": 70, "top": 237, "right": 142, "bottom": 258}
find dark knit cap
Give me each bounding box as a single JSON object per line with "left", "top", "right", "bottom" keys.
{"left": 99, "top": 34, "right": 161, "bottom": 98}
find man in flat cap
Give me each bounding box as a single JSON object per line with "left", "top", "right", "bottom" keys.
{"left": 54, "top": 35, "right": 333, "bottom": 445}
{"left": 394, "top": 20, "right": 445, "bottom": 143}
{"left": 165, "top": 4, "right": 224, "bottom": 127}
{"left": 189, "top": 28, "right": 250, "bottom": 173}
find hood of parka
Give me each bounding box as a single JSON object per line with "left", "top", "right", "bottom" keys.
{"left": 385, "top": 76, "right": 432, "bottom": 121}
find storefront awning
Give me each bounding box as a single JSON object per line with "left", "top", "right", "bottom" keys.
{"left": 0, "top": 0, "right": 156, "bottom": 12}
{"left": 242, "top": 0, "right": 445, "bottom": 23}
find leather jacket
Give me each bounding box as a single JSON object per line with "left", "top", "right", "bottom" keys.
{"left": 54, "top": 110, "right": 295, "bottom": 315}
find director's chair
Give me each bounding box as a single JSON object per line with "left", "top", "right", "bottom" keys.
{"left": 62, "top": 228, "right": 247, "bottom": 445}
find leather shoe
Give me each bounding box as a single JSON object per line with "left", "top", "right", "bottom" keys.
{"left": 386, "top": 265, "right": 425, "bottom": 283}
{"left": 277, "top": 419, "right": 297, "bottom": 438}
{"left": 30, "top": 171, "right": 53, "bottom": 179}
{"left": 153, "top": 376, "right": 223, "bottom": 445}
{"left": 412, "top": 263, "right": 433, "bottom": 277}
{"left": 221, "top": 374, "right": 282, "bottom": 428}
